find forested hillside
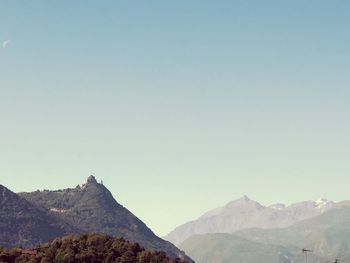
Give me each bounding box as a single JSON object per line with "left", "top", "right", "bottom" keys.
{"left": 0, "top": 234, "right": 188, "bottom": 263}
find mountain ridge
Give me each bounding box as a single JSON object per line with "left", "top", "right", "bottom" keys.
{"left": 164, "top": 195, "right": 350, "bottom": 245}
{"left": 0, "top": 184, "right": 77, "bottom": 248}
{"left": 180, "top": 207, "right": 350, "bottom": 263}
{"left": 0, "top": 176, "right": 192, "bottom": 262}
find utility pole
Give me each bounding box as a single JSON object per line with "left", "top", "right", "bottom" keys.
{"left": 302, "top": 248, "right": 313, "bottom": 263}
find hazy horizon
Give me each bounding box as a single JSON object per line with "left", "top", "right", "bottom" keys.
{"left": 1, "top": 1, "right": 349, "bottom": 236}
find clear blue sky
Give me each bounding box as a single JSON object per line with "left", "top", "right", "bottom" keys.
{"left": 0, "top": 1, "right": 349, "bottom": 236}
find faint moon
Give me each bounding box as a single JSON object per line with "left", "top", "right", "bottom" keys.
{"left": 2, "top": 40, "right": 11, "bottom": 48}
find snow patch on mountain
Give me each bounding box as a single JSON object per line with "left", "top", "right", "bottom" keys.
{"left": 164, "top": 196, "right": 350, "bottom": 245}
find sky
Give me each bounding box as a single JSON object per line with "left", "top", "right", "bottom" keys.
{"left": 0, "top": 1, "right": 349, "bottom": 236}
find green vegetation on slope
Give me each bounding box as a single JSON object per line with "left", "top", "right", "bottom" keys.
{"left": 0, "top": 234, "right": 188, "bottom": 263}
{"left": 179, "top": 233, "right": 305, "bottom": 263}
{"left": 236, "top": 207, "right": 350, "bottom": 260}
{"left": 180, "top": 208, "right": 350, "bottom": 263}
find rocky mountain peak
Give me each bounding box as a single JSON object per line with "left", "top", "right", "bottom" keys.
{"left": 13, "top": 177, "right": 193, "bottom": 262}
{"left": 240, "top": 195, "right": 251, "bottom": 202}
{"left": 225, "top": 195, "right": 264, "bottom": 210}
{"left": 86, "top": 175, "right": 98, "bottom": 184}
{"left": 164, "top": 196, "right": 350, "bottom": 246}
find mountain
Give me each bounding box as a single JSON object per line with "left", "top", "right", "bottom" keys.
{"left": 235, "top": 207, "right": 350, "bottom": 261}
{"left": 0, "top": 233, "right": 188, "bottom": 263}
{"left": 0, "top": 184, "right": 76, "bottom": 248}
{"left": 164, "top": 195, "right": 350, "bottom": 245}
{"left": 180, "top": 207, "right": 350, "bottom": 263}
{"left": 179, "top": 233, "right": 307, "bottom": 263}
{"left": 0, "top": 176, "right": 192, "bottom": 262}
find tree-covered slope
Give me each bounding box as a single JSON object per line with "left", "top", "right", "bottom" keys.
{"left": 0, "top": 233, "right": 189, "bottom": 263}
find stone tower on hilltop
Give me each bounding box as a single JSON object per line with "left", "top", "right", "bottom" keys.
{"left": 86, "top": 175, "right": 97, "bottom": 184}
{"left": 80, "top": 175, "right": 98, "bottom": 188}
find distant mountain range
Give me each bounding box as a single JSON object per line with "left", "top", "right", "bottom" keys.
{"left": 164, "top": 195, "right": 350, "bottom": 245}
{"left": 0, "top": 176, "right": 192, "bottom": 262}
{"left": 180, "top": 207, "right": 350, "bottom": 263}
